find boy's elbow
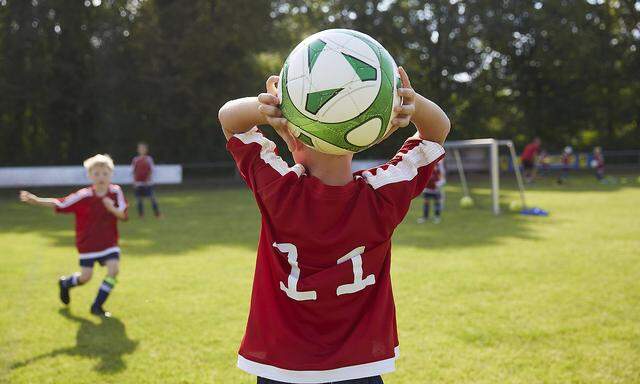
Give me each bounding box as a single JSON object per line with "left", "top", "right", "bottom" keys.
{"left": 218, "top": 101, "right": 232, "bottom": 126}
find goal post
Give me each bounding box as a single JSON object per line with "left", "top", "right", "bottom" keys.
{"left": 444, "top": 138, "right": 527, "bottom": 215}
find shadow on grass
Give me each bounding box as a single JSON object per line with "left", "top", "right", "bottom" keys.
{"left": 10, "top": 308, "right": 138, "bottom": 374}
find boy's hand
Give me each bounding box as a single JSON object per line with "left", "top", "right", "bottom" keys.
{"left": 392, "top": 67, "right": 416, "bottom": 129}
{"left": 102, "top": 197, "right": 116, "bottom": 211}
{"left": 257, "top": 75, "right": 296, "bottom": 151}
{"left": 19, "top": 190, "right": 37, "bottom": 205}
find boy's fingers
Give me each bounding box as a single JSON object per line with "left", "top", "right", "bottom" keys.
{"left": 258, "top": 93, "right": 279, "bottom": 106}
{"left": 394, "top": 104, "right": 415, "bottom": 115}
{"left": 392, "top": 116, "right": 411, "bottom": 127}
{"left": 270, "top": 117, "right": 288, "bottom": 130}
{"left": 398, "top": 66, "right": 412, "bottom": 88}
{"left": 258, "top": 104, "right": 282, "bottom": 117}
{"left": 397, "top": 88, "right": 415, "bottom": 100}
{"left": 266, "top": 75, "right": 280, "bottom": 96}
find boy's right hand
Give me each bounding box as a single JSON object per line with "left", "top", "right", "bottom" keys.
{"left": 257, "top": 76, "right": 296, "bottom": 151}
{"left": 19, "top": 190, "right": 37, "bottom": 204}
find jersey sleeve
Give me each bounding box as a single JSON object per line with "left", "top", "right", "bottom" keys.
{"left": 54, "top": 188, "right": 91, "bottom": 214}
{"left": 226, "top": 127, "right": 304, "bottom": 195}
{"left": 358, "top": 138, "right": 445, "bottom": 226}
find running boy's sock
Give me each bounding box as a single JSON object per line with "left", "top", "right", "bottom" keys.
{"left": 434, "top": 199, "right": 442, "bottom": 217}
{"left": 61, "top": 273, "right": 81, "bottom": 289}
{"left": 92, "top": 277, "right": 116, "bottom": 308}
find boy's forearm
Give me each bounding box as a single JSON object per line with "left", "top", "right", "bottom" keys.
{"left": 32, "top": 197, "right": 58, "bottom": 208}
{"left": 110, "top": 209, "right": 127, "bottom": 220}
{"left": 218, "top": 97, "right": 268, "bottom": 139}
{"left": 412, "top": 94, "right": 450, "bottom": 144}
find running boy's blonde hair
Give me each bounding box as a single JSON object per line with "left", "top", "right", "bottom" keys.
{"left": 83, "top": 154, "right": 115, "bottom": 171}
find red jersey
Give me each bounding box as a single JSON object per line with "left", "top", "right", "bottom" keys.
{"left": 54, "top": 184, "right": 127, "bottom": 258}
{"left": 520, "top": 142, "right": 540, "bottom": 161}
{"left": 131, "top": 155, "right": 155, "bottom": 185}
{"left": 424, "top": 160, "right": 446, "bottom": 191}
{"left": 227, "top": 128, "right": 444, "bottom": 382}
{"left": 561, "top": 153, "right": 571, "bottom": 167}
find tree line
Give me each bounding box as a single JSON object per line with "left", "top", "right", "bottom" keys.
{"left": 1, "top": 0, "right": 638, "bottom": 165}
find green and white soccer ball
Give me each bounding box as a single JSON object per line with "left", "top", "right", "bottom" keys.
{"left": 278, "top": 29, "right": 401, "bottom": 155}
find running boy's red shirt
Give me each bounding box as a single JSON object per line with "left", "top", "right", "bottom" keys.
{"left": 227, "top": 127, "right": 444, "bottom": 383}
{"left": 54, "top": 184, "right": 127, "bottom": 258}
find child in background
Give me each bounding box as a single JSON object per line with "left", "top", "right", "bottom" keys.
{"left": 521, "top": 137, "right": 541, "bottom": 183}
{"left": 218, "top": 68, "right": 449, "bottom": 383}
{"left": 557, "top": 146, "right": 572, "bottom": 184}
{"left": 131, "top": 142, "right": 161, "bottom": 218}
{"left": 418, "top": 159, "right": 446, "bottom": 224}
{"left": 593, "top": 146, "right": 605, "bottom": 181}
{"left": 538, "top": 150, "right": 551, "bottom": 177}
{"left": 19, "top": 154, "right": 127, "bottom": 317}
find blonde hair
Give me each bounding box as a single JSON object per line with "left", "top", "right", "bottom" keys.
{"left": 83, "top": 154, "right": 115, "bottom": 171}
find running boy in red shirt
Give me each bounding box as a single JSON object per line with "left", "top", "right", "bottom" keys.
{"left": 19, "top": 154, "right": 128, "bottom": 317}
{"left": 218, "top": 68, "right": 450, "bottom": 384}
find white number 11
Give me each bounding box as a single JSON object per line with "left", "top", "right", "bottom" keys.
{"left": 274, "top": 243, "right": 375, "bottom": 301}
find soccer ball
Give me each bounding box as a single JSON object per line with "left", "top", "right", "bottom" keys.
{"left": 590, "top": 159, "right": 598, "bottom": 168}
{"left": 278, "top": 29, "right": 401, "bottom": 155}
{"left": 509, "top": 200, "right": 523, "bottom": 212}
{"left": 460, "top": 196, "right": 474, "bottom": 208}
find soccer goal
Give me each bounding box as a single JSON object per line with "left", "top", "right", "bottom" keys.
{"left": 443, "top": 139, "right": 527, "bottom": 215}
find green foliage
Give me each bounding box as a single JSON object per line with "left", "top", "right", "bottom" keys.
{"left": 0, "top": 0, "right": 639, "bottom": 165}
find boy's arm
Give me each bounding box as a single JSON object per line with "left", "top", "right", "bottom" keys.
{"left": 102, "top": 198, "right": 127, "bottom": 220}
{"left": 19, "top": 191, "right": 57, "bottom": 208}
{"left": 218, "top": 97, "right": 267, "bottom": 140}
{"left": 218, "top": 76, "right": 296, "bottom": 150}
{"left": 411, "top": 93, "right": 450, "bottom": 144}
{"left": 397, "top": 68, "right": 450, "bottom": 144}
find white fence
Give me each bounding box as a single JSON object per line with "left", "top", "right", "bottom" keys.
{"left": 0, "top": 165, "right": 182, "bottom": 188}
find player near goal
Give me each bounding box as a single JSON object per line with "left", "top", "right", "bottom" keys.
{"left": 218, "top": 68, "right": 450, "bottom": 383}
{"left": 19, "top": 154, "right": 127, "bottom": 317}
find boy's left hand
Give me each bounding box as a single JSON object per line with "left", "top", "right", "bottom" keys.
{"left": 392, "top": 67, "right": 416, "bottom": 129}
{"left": 102, "top": 197, "right": 116, "bottom": 211}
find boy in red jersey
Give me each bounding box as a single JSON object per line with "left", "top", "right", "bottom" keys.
{"left": 131, "top": 142, "right": 161, "bottom": 218}
{"left": 521, "top": 137, "right": 541, "bottom": 183}
{"left": 417, "top": 159, "right": 446, "bottom": 224}
{"left": 218, "top": 68, "right": 450, "bottom": 384}
{"left": 19, "top": 154, "right": 128, "bottom": 318}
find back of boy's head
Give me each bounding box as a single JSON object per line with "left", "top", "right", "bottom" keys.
{"left": 83, "top": 154, "right": 114, "bottom": 171}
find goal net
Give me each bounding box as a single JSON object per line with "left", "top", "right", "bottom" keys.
{"left": 443, "top": 139, "right": 527, "bottom": 215}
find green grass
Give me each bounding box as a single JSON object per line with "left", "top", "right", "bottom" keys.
{"left": 1, "top": 175, "right": 639, "bottom": 383}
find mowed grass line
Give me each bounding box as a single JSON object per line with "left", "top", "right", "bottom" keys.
{"left": 1, "top": 175, "right": 639, "bottom": 383}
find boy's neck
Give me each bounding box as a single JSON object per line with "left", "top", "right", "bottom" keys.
{"left": 301, "top": 153, "right": 354, "bottom": 186}
{"left": 93, "top": 184, "right": 108, "bottom": 195}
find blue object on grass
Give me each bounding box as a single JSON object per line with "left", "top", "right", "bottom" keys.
{"left": 520, "top": 207, "right": 549, "bottom": 216}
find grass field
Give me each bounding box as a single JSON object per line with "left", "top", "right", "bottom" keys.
{"left": 1, "top": 174, "right": 639, "bottom": 383}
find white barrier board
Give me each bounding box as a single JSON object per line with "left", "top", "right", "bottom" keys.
{"left": 0, "top": 165, "right": 182, "bottom": 187}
